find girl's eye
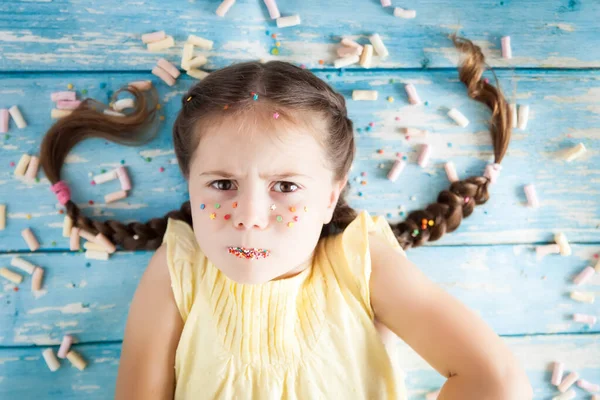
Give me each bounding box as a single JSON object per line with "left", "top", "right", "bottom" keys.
{"left": 273, "top": 181, "right": 299, "bottom": 193}
{"left": 209, "top": 180, "right": 299, "bottom": 194}
{"left": 210, "top": 180, "right": 236, "bottom": 191}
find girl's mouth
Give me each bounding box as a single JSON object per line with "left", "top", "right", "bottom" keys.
{"left": 227, "top": 247, "right": 271, "bottom": 260}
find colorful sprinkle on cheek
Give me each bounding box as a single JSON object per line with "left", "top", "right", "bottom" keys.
{"left": 200, "top": 204, "right": 205, "bottom": 210}
{"left": 210, "top": 213, "right": 216, "bottom": 220}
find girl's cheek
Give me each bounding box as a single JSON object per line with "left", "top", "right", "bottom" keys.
{"left": 196, "top": 200, "right": 310, "bottom": 228}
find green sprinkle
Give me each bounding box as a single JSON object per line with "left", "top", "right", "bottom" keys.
{"left": 389, "top": 78, "right": 395, "bottom": 83}
{"left": 146, "top": 157, "right": 152, "bottom": 162}
{"left": 81, "top": 89, "right": 88, "bottom": 95}
{"left": 276, "top": 215, "right": 283, "bottom": 222}
{"left": 4, "top": 134, "right": 10, "bottom": 140}
{"left": 51, "top": 241, "right": 56, "bottom": 246}
{"left": 100, "top": 169, "right": 106, "bottom": 173}
{"left": 120, "top": 159, "right": 125, "bottom": 164}
{"left": 35, "top": 178, "right": 40, "bottom": 183}
{"left": 215, "top": 203, "right": 221, "bottom": 209}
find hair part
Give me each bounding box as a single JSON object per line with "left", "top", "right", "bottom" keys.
{"left": 39, "top": 36, "right": 511, "bottom": 251}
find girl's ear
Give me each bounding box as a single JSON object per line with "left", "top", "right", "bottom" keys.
{"left": 323, "top": 176, "right": 348, "bottom": 224}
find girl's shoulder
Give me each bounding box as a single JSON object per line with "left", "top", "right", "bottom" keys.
{"left": 320, "top": 210, "right": 406, "bottom": 317}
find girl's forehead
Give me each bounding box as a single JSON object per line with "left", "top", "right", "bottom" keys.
{"left": 193, "top": 114, "right": 331, "bottom": 178}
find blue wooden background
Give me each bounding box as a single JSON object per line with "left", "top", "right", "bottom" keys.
{"left": 1, "top": 0, "right": 599, "bottom": 399}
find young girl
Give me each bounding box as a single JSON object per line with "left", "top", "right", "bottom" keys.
{"left": 40, "top": 36, "right": 532, "bottom": 399}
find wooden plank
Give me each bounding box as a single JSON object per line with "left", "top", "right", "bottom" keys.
{"left": 1, "top": 244, "right": 599, "bottom": 346}
{"left": 1, "top": 0, "right": 600, "bottom": 71}
{"left": 0, "top": 70, "right": 599, "bottom": 250}
{"left": 1, "top": 334, "right": 599, "bottom": 399}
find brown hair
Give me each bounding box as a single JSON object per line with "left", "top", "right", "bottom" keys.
{"left": 39, "top": 35, "right": 511, "bottom": 251}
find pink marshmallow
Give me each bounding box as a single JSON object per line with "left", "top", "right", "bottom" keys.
{"left": 577, "top": 379, "right": 600, "bottom": 393}
{"left": 418, "top": 144, "right": 431, "bottom": 167}
{"left": 141, "top": 31, "right": 166, "bottom": 44}
{"left": 57, "top": 335, "right": 73, "bottom": 358}
{"left": 56, "top": 100, "right": 82, "bottom": 110}
{"left": 551, "top": 362, "right": 564, "bottom": 386}
{"left": 573, "top": 266, "right": 595, "bottom": 285}
{"left": 501, "top": 36, "right": 512, "bottom": 59}
{"left": 0, "top": 109, "right": 9, "bottom": 133}
{"left": 404, "top": 83, "right": 421, "bottom": 105}
{"left": 152, "top": 66, "right": 176, "bottom": 86}
{"left": 387, "top": 159, "right": 406, "bottom": 182}
{"left": 116, "top": 166, "right": 131, "bottom": 191}
{"left": 157, "top": 58, "right": 181, "bottom": 79}
{"left": 51, "top": 91, "right": 76, "bottom": 102}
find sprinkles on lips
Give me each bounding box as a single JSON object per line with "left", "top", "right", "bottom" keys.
{"left": 228, "top": 247, "right": 271, "bottom": 260}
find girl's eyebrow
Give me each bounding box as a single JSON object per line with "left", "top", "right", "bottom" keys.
{"left": 199, "top": 170, "right": 314, "bottom": 180}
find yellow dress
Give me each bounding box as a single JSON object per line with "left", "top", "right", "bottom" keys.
{"left": 162, "top": 210, "right": 408, "bottom": 399}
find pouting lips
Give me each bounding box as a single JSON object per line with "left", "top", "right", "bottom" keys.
{"left": 227, "top": 247, "right": 271, "bottom": 259}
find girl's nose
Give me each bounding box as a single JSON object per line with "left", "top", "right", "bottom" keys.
{"left": 231, "top": 194, "right": 270, "bottom": 230}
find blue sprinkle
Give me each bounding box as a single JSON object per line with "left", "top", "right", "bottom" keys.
{"left": 424, "top": 101, "right": 429, "bottom": 106}
{"left": 326, "top": 74, "right": 332, "bottom": 80}
{"left": 338, "top": 69, "right": 344, "bottom": 76}
{"left": 366, "top": 126, "right": 371, "bottom": 132}
{"left": 357, "top": 128, "right": 362, "bottom": 133}
{"left": 200, "top": 204, "right": 206, "bottom": 210}
{"left": 447, "top": 142, "right": 453, "bottom": 147}
{"left": 399, "top": 211, "right": 405, "bottom": 216}
{"left": 358, "top": 192, "right": 363, "bottom": 197}
{"left": 266, "top": 30, "right": 270, "bottom": 36}
{"left": 387, "top": 213, "right": 393, "bottom": 218}
{"left": 99, "top": 82, "right": 107, "bottom": 89}
{"left": 402, "top": 156, "right": 408, "bottom": 160}
{"left": 86, "top": 263, "right": 91, "bottom": 268}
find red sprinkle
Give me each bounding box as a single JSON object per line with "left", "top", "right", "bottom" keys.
{"left": 484, "top": 78, "right": 490, "bottom": 84}
{"left": 159, "top": 167, "right": 165, "bottom": 172}
{"left": 594, "top": 253, "right": 599, "bottom": 259}
{"left": 395, "top": 116, "right": 401, "bottom": 121}
{"left": 91, "top": 181, "right": 96, "bottom": 185}
{"left": 361, "top": 172, "right": 367, "bottom": 177}
{"left": 9, "top": 162, "right": 15, "bottom": 167}
{"left": 224, "top": 214, "right": 231, "bottom": 220}
{"left": 293, "top": 216, "right": 299, "bottom": 222}
{"left": 58, "top": 209, "right": 64, "bottom": 214}
{"left": 13, "top": 287, "right": 19, "bottom": 292}
{"left": 377, "top": 149, "right": 384, "bottom": 154}
{"left": 89, "top": 200, "right": 94, "bottom": 205}
{"left": 396, "top": 152, "right": 403, "bottom": 157}
{"left": 369, "top": 122, "right": 375, "bottom": 127}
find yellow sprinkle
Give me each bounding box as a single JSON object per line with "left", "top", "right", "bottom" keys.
{"left": 275, "top": 41, "right": 281, "bottom": 47}
{"left": 156, "top": 104, "right": 161, "bottom": 110}
{"left": 159, "top": 115, "right": 165, "bottom": 121}
{"left": 287, "top": 222, "right": 294, "bottom": 228}
{"left": 290, "top": 206, "right": 296, "bottom": 212}
{"left": 387, "top": 96, "right": 394, "bottom": 102}
{"left": 210, "top": 213, "right": 216, "bottom": 220}
{"left": 304, "top": 206, "right": 308, "bottom": 212}
{"left": 270, "top": 48, "right": 280, "bottom": 55}
{"left": 67, "top": 83, "right": 73, "bottom": 90}
{"left": 26, "top": 214, "right": 32, "bottom": 220}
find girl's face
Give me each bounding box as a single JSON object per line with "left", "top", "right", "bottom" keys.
{"left": 187, "top": 113, "right": 347, "bottom": 284}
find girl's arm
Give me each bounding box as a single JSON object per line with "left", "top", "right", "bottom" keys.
{"left": 368, "top": 234, "right": 533, "bottom": 400}
{"left": 115, "top": 244, "right": 184, "bottom": 400}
